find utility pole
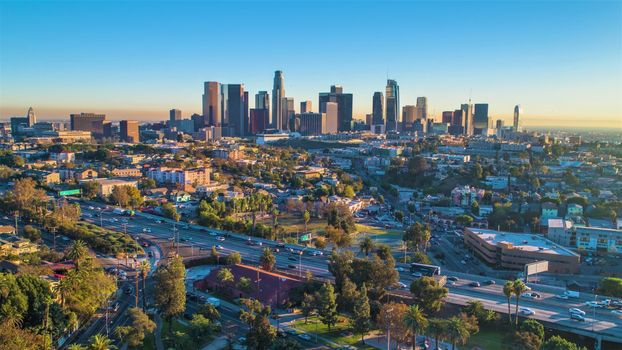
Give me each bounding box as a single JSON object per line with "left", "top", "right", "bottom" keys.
{"left": 135, "top": 270, "right": 139, "bottom": 307}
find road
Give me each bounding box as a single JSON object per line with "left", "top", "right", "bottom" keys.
{"left": 76, "top": 201, "right": 622, "bottom": 345}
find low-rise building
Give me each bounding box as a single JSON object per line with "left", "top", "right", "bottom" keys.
{"left": 81, "top": 178, "right": 139, "bottom": 197}
{"left": 111, "top": 168, "right": 142, "bottom": 178}
{"left": 147, "top": 167, "right": 211, "bottom": 186}
{"left": 575, "top": 226, "right": 622, "bottom": 253}
{"left": 464, "top": 228, "right": 580, "bottom": 273}
{"left": 23, "top": 170, "right": 61, "bottom": 185}
{"left": 0, "top": 234, "right": 39, "bottom": 256}
{"left": 59, "top": 168, "right": 98, "bottom": 181}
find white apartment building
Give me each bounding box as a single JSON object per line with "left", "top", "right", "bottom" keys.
{"left": 147, "top": 167, "right": 211, "bottom": 186}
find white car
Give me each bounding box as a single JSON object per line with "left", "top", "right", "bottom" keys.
{"left": 412, "top": 272, "right": 423, "bottom": 278}
{"left": 585, "top": 301, "right": 602, "bottom": 308}
{"left": 555, "top": 294, "right": 569, "bottom": 300}
{"left": 569, "top": 308, "right": 586, "bottom": 316}
{"left": 216, "top": 236, "right": 225, "bottom": 241}
{"left": 611, "top": 310, "right": 622, "bottom": 316}
{"left": 397, "top": 282, "right": 408, "bottom": 289}
{"left": 519, "top": 307, "right": 535, "bottom": 316}
{"left": 216, "top": 245, "right": 224, "bottom": 250}
{"left": 209, "top": 232, "right": 218, "bottom": 237}
{"left": 395, "top": 267, "right": 405, "bottom": 272}
{"left": 142, "top": 228, "right": 151, "bottom": 233}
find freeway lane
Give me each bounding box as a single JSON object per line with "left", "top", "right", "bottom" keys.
{"left": 76, "top": 203, "right": 622, "bottom": 343}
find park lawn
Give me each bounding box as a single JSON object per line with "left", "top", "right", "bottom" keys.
{"left": 356, "top": 223, "right": 402, "bottom": 237}
{"left": 132, "top": 334, "right": 155, "bottom": 350}
{"left": 291, "top": 316, "right": 376, "bottom": 350}
{"left": 465, "top": 327, "right": 505, "bottom": 350}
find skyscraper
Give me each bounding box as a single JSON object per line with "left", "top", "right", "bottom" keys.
{"left": 325, "top": 102, "right": 338, "bottom": 134}
{"left": 255, "top": 91, "right": 269, "bottom": 110}
{"left": 441, "top": 111, "right": 454, "bottom": 124}
{"left": 416, "top": 97, "right": 428, "bottom": 121}
{"left": 272, "top": 71, "right": 285, "bottom": 130}
{"left": 372, "top": 92, "right": 384, "bottom": 126}
{"left": 385, "top": 79, "right": 400, "bottom": 132}
{"left": 221, "top": 84, "right": 248, "bottom": 136}
{"left": 402, "top": 105, "right": 417, "bottom": 131}
{"left": 298, "top": 112, "right": 325, "bottom": 135}
{"left": 249, "top": 109, "right": 269, "bottom": 135}
{"left": 319, "top": 85, "right": 353, "bottom": 132}
{"left": 300, "top": 100, "right": 312, "bottom": 113}
{"left": 120, "top": 120, "right": 139, "bottom": 143}
{"left": 280, "top": 97, "right": 295, "bottom": 131}
{"left": 26, "top": 107, "right": 36, "bottom": 126}
{"left": 513, "top": 105, "right": 521, "bottom": 130}
{"left": 461, "top": 102, "right": 474, "bottom": 136}
{"left": 70, "top": 113, "right": 106, "bottom": 138}
{"left": 473, "top": 103, "right": 489, "bottom": 134}
{"left": 202, "top": 81, "right": 221, "bottom": 127}
{"left": 169, "top": 109, "right": 181, "bottom": 128}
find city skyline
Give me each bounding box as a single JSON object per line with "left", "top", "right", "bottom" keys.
{"left": 1, "top": 1, "right": 621, "bottom": 129}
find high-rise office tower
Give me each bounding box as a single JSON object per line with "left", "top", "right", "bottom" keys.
{"left": 169, "top": 109, "right": 182, "bottom": 128}
{"left": 202, "top": 82, "right": 221, "bottom": 127}
{"left": 221, "top": 84, "right": 248, "bottom": 136}
{"left": 300, "top": 100, "right": 312, "bottom": 113}
{"left": 416, "top": 97, "right": 428, "bottom": 121}
{"left": 298, "top": 112, "right": 325, "bottom": 135}
{"left": 461, "top": 102, "right": 473, "bottom": 136}
{"left": 441, "top": 111, "right": 454, "bottom": 124}
{"left": 473, "top": 103, "right": 489, "bottom": 134}
{"left": 120, "top": 120, "right": 139, "bottom": 143}
{"left": 372, "top": 92, "right": 384, "bottom": 126}
{"left": 402, "top": 105, "right": 417, "bottom": 130}
{"left": 26, "top": 107, "right": 36, "bottom": 126}
{"left": 272, "top": 71, "right": 285, "bottom": 130}
{"left": 318, "top": 85, "right": 353, "bottom": 132}
{"left": 280, "top": 97, "right": 295, "bottom": 131}
{"left": 385, "top": 79, "right": 400, "bottom": 131}
{"left": 255, "top": 91, "right": 269, "bottom": 110}
{"left": 513, "top": 105, "right": 521, "bottom": 130}
{"left": 249, "top": 109, "right": 269, "bottom": 134}
{"left": 496, "top": 119, "right": 504, "bottom": 129}
{"left": 70, "top": 113, "right": 106, "bottom": 137}
{"left": 325, "top": 102, "right": 338, "bottom": 134}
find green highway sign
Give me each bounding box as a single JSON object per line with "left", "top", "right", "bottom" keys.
{"left": 59, "top": 189, "right": 81, "bottom": 196}
{"left": 300, "top": 234, "right": 311, "bottom": 242}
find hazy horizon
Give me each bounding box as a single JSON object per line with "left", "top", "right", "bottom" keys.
{"left": 1, "top": 1, "right": 621, "bottom": 129}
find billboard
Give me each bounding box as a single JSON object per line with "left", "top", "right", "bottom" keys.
{"left": 524, "top": 261, "right": 548, "bottom": 276}
{"left": 59, "top": 189, "right": 81, "bottom": 196}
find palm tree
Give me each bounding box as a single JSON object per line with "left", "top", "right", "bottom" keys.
{"left": 303, "top": 210, "right": 310, "bottom": 232}
{"left": 66, "top": 240, "right": 88, "bottom": 268}
{"left": 446, "top": 316, "right": 470, "bottom": 350}
{"left": 88, "top": 334, "right": 117, "bottom": 350}
{"left": 139, "top": 260, "right": 151, "bottom": 312}
{"left": 503, "top": 281, "right": 514, "bottom": 325}
{"left": 359, "top": 235, "right": 375, "bottom": 257}
{"left": 67, "top": 344, "right": 87, "bottom": 350}
{"left": 428, "top": 318, "right": 448, "bottom": 350}
{"left": 404, "top": 305, "right": 428, "bottom": 350}
{"left": 513, "top": 279, "right": 528, "bottom": 326}
{"left": 55, "top": 270, "right": 80, "bottom": 308}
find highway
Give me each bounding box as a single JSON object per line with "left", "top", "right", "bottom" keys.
{"left": 76, "top": 202, "right": 622, "bottom": 345}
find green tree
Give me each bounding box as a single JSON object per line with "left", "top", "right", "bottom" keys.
{"left": 343, "top": 185, "right": 356, "bottom": 198}
{"left": 226, "top": 251, "right": 242, "bottom": 265}
{"left": 198, "top": 303, "right": 221, "bottom": 322}
{"left": 325, "top": 202, "right": 356, "bottom": 233}
{"left": 403, "top": 223, "right": 431, "bottom": 252}
{"left": 115, "top": 308, "right": 156, "bottom": 347}
{"left": 428, "top": 319, "right": 449, "bottom": 350}
{"left": 598, "top": 277, "right": 622, "bottom": 298}
{"left": 378, "top": 302, "right": 411, "bottom": 348}
{"left": 520, "top": 319, "right": 544, "bottom": 342}
{"left": 303, "top": 210, "right": 310, "bottom": 232}
{"left": 455, "top": 215, "right": 473, "bottom": 227}
{"left": 189, "top": 313, "right": 213, "bottom": 340}
{"left": 410, "top": 276, "right": 448, "bottom": 314}
{"left": 338, "top": 276, "right": 359, "bottom": 313}
{"left": 513, "top": 279, "right": 528, "bottom": 326}
{"left": 236, "top": 276, "right": 254, "bottom": 294}
{"left": 317, "top": 283, "right": 338, "bottom": 330}
{"left": 270, "top": 338, "right": 303, "bottom": 350}
{"left": 0, "top": 273, "right": 27, "bottom": 326}
{"left": 352, "top": 283, "right": 371, "bottom": 344}
{"left": 394, "top": 210, "right": 404, "bottom": 222}
{"left": 510, "top": 330, "right": 542, "bottom": 350}
{"left": 326, "top": 226, "right": 352, "bottom": 249}
{"left": 359, "top": 235, "right": 375, "bottom": 257}
{"left": 541, "top": 335, "right": 586, "bottom": 350}
{"left": 259, "top": 248, "right": 276, "bottom": 271}
{"left": 217, "top": 267, "right": 234, "bottom": 291}
{"left": 239, "top": 299, "right": 276, "bottom": 350}
{"left": 139, "top": 260, "right": 150, "bottom": 311}
{"left": 472, "top": 162, "right": 483, "bottom": 180}
{"left": 154, "top": 256, "right": 186, "bottom": 334}
{"left": 300, "top": 293, "right": 316, "bottom": 324}
{"left": 88, "top": 334, "right": 117, "bottom": 350}
{"left": 404, "top": 304, "right": 428, "bottom": 350}
{"left": 22, "top": 225, "right": 41, "bottom": 242}
{"left": 81, "top": 181, "right": 100, "bottom": 200}
{"left": 327, "top": 250, "right": 354, "bottom": 295}
{"left": 161, "top": 202, "right": 180, "bottom": 221}
{"left": 66, "top": 239, "right": 89, "bottom": 269}
{"left": 446, "top": 316, "right": 472, "bottom": 350}
{"left": 503, "top": 281, "right": 515, "bottom": 325}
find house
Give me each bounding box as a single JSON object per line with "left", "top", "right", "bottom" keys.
{"left": 566, "top": 203, "right": 583, "bottom": 217}
{"left": 50, "top": 151, "right": 75, "bottom": 163}
{"left": 170, "top": 191, "right": 192, "bottom": 203}
{"left": 111, "top": 168, "right": 142, "bottom": 178}
{"left": 0, "top": 226, "right": 16, "bottom": 235}
{"left": 541, "top": 202, "right": 559, "bottom": 222}
{"left": 59, "top": 168, "right": 98, "bottom": 181}
{"left": 195, "top": 264, "right": 303, "bottom": 307}
{"left": 0, "top": 234, "right": 39, "bottom": 256}
{"left": 23, "top": 170, "right": 61, "bottom": 185}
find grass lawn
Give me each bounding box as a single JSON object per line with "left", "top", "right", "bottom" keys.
{"left": 465, "top": 327, "right": 505, "bottom": 350}
{"left": 356, "top": 223, "right": 402, "bottom": 237}
{"left": 133, "top": 334, "right": 155, "bottom": 350}
{"left": 291, "top": 316, "right": 376, "bottom": 349}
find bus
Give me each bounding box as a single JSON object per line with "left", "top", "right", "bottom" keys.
{"left": 410, "top": 262, "right": 441, "bottom": 276}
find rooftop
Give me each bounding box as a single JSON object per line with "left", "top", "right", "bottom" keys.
{"left": 467, "top": 228, "right": 579, "bottom": 257}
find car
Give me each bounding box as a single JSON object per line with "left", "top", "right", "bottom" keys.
{"left": 180, "top": 238, "right": 188, "bottom": 242}
{"left": 395, "top": 267, "right": 405, "bottom": 272}
{"left": 611, "top": 310, "right": 622, "bottom": 316}
{"left": 470, "top": 282, "right": 481, "bottom": 287}
{"left": 124, "top": 287, "right": 132, "bottom": 294}
{"left": 142, "top": 228, "right": 151, "bottom": 233}
{"left": 288, "top": 264, "right": 297, "bottom": 269}
{"left": 519, "top": 307, "right": 535, "bottom": 316}
{"left": 276, "top": 242, "right": 285, "bottom": 248}
{"left": 216, "top": 236, "right": 225, "bottom": 241}
{"left": 484, "top": 279, "right": 496, "bottom": 285}
{"left": 297, "top": 333, "right": 312, "bottom": 341}
{"left": 288, "top": 255, "right": 297, "bottom": 261}
{"left": 273, "top": 248, "right": 280, "bottom": 253}
{"left": 216, "top": 245, "right": 224, "bottom": 250}
{"left": 570, "top": 313, "right": 586, "bottom": 322}
{"left": 555, "top": 294, "right": 569, "bottom": 300}
{"left": 209, "top": 231, "right": 218, "bottom": 237}
{"left": 397, "top": 282, "right": 408, "bottom": 289}
{"left": 569, "top": 308, "right": 586, "bottom": 316}
{"left": 522, "top": 292, "right": 540, "bottom": 299}
{"left": 155, "top": 220, "right": 162, "bottom": 224}
{"left": 88, "top": 206, "right": 95, "bottom": 210}
{"left": 447, "top": 276, "right": 459, "bottom": 282}
{"left": 447, "top": 280, "right": 456, "bottom": 286}
{"left": 412, "top": 272, "right": 423, "bottom": 278}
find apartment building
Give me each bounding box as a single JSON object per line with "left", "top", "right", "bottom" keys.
{"left": 147, "top": 167, "right": 211, "bottom": 186}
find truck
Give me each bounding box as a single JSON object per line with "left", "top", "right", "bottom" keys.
{"left": 564, "top": 290, "right": 580, "bottom": 298}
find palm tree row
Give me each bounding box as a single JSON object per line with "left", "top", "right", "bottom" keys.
{"left": 503, "top": 279, "right": 528, "bottom": 326}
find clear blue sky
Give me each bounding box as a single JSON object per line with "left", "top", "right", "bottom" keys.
{"left": 1, "top": 0, "right": 621, "bottom": 128}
